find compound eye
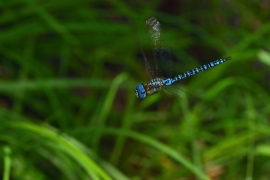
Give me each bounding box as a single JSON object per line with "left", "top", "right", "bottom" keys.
{"left": 141, "top": 89, "right": 145, "bottom": 94}
{"left": 135, "top": 84, "right": 146, "bottom": 98}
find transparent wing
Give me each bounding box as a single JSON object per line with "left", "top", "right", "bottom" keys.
{"left": 146, "top": 17, "right": 172, "bottom": 78}
{"left": 139, "top": 47, "right": 155, "bottom": 79}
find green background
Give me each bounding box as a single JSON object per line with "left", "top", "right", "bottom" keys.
{"left": 1, "top": 0, "right": 270, "bottom": 180}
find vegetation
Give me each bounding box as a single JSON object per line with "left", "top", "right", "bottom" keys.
{"left": 1, "top": 1, "right": 270, "bottom": 179}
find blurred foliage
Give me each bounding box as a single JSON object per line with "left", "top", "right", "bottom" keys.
{"left": 1, "top": 0, "right": 270, "bottom": 180}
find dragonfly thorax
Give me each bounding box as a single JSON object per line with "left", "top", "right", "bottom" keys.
{"left": 146, "top": 78, "right": 167, "bottom": 95}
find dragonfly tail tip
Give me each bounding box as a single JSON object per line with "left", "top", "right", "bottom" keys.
{"left": 225, "top": 56, "right": 232, "bottom": 61}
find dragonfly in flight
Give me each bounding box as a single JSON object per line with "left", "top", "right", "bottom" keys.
{"left": 134, "top": 17, "right": 231, "bottom": 99}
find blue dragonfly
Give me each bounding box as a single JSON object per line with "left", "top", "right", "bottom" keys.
{"left": 134, "top": 17, "right": 231, "bottom": 99}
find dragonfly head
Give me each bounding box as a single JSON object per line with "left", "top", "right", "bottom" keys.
{"left": 134, "top": 84, "right": 147, "bottom": 98}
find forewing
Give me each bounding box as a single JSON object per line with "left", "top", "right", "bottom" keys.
{"left": 146, "top": 17, "right": 172, "bottom": 78}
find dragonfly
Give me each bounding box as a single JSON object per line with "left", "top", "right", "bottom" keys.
{"left": 134, "top": 17, "right": 231, "bottom": 99}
